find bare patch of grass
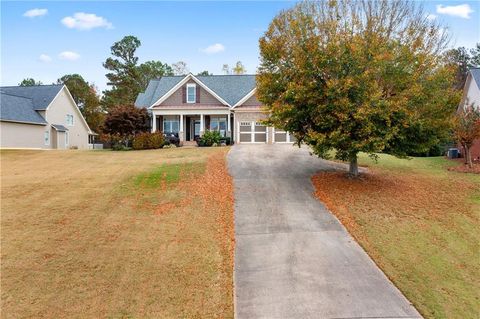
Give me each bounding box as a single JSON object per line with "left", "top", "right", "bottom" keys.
{"left": 1, "top": 148, "right": 234, "bottom": 318}
{"left": 312, "top": 155, "right": 479, "bottom": 319}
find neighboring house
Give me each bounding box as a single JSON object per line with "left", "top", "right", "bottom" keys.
{"left": 135, "top": 73, "right": 295, "bottom": 144}
{"left": 0, "top": 84, "right": 94, "bottom": 149}
{"left": 458, "top": 68, "right": 480, "bottom": 160}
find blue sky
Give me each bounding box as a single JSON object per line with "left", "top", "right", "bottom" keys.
{"left": 1, "top": 1, "right": 479, "bottom": 93}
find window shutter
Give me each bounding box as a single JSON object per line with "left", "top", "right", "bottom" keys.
{"left": 196, "top": 86, "right": 200, "bottom": 103}
{"left": 182, "top": 86, "right": 186, "bottom": 103}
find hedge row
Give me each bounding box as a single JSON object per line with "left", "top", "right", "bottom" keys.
{"left": 132, "top": 132, "right": 165, "bottom": 150}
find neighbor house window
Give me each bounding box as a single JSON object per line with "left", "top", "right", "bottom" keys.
{"left": 186, "top": 84, "right": 196, "bottom": 103}
{"left": 163, "top": 116, "right": 180, "bottom": 133}
{"left": 210, "top": 117, "right": 227, "bottom": 137}
{"left": 44, "top": 130, "right": 50, "bottom": 145}
{"left": 66, "top": 114, "right": 74, "bottom": 126}
{"left": 65, "top": 132, "right": 69, "bottom": 146}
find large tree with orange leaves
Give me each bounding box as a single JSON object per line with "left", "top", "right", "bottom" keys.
{"left": 257, "top": 0, "right": 460, "bottom": 176}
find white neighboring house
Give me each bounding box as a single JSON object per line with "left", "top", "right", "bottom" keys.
{"left": 458, "top": 68, "right": 480, "bottom": 160}
{"left": 0, "top": 84, "right": 94, "bottom": 149}
{"left": 459, "top": 68, "right": 480, "bottom": 111}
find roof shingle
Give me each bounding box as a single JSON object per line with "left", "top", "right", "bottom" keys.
{"left": 0, "top": 85, "right": 63, "bottom": 110}
{"left": 51, "top": 124, "right": 68, "bottom": 131}
{"left": 470, "top": 68, "right": 480, "bottom": 89}
{"left": 0, "top": 92, "right": 47, "bottom": 125}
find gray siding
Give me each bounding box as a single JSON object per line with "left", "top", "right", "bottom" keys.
{"left": 242, "top": 94, "right": 262, "bottom": 107}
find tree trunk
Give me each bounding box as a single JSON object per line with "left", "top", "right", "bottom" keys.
{"left": 466, "top": 146, "right": 473, "bottom": 168}
{"left": 349, "top": 153, "right": 359, "bottom": 177}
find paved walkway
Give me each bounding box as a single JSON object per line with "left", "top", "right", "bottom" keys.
{"left": 228, "top": 144, "right": 422, "bottom": 319}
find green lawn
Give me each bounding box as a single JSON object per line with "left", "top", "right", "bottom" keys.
{"left": 313, "top": 154, "right": 479, "bottom": 319}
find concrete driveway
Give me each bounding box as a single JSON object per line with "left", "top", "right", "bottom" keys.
{"left": 228, "top": 144, "right": 422, "bottom": 319}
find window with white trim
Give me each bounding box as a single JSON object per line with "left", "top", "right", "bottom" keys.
{"left": 163, "top": 116, "right": 180, "bottom": 133}
{"left": 66, "top": 114, "right": 74, "bottom": 126}
{"left": 65, "top": 132, "right": 69, "bottom": 146}
{"left": 210, "top": 117, "right": 227, "bottom": 137}
{"left": 44, "top": 130, "right": 50, "bottom": 145}
{"left": 186, "top": 84, "right": 196, "bottom": 103}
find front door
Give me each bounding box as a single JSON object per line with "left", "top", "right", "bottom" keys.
{"left": 194, "top": 120, "right": 200, "bottom": 140}
{"left": 190, "top": 119, "right": 201, "bottom": 141}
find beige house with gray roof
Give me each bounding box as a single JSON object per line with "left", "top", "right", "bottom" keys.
{"left": 135, "top": 73, "right": 295, "bottom": 144}
{"left": 0, "top": 84, "right": 93, "bottom": 149}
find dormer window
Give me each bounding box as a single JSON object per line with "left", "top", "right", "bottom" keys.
{"left": 186, "top": 84, "right": 196, "bottom": 103}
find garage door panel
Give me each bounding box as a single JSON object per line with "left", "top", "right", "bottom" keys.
{"left": 254, "top": 133, "right": 267, "bottom": 142}
{"left": 255, "top": 125, "right": 267, "bottom": 132}
{"left": 240, "top": 134, "right": 252, "bottom": 143}
{"left": 274, "top": 132, "right": 287, "bottom": 142}
{"left": 240, "top": 122, "right": 252, "bottom": 132}
{"left": 237, "top": 121, "right": 267, "bottom": 143}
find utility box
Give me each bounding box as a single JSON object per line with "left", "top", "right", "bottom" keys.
{"left": 447, "top": 148, "right": 459, "bottom": 159}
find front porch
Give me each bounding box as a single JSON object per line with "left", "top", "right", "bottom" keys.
{"left": 151, "top": 109, "right": 232, "bottom": 144}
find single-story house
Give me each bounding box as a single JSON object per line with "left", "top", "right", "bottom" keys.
{"left": 135, "top": 73, "right": 295, "bottom": 144}
{"left": 0, "top": 84, "right": 94, "bottom": 149}
{"left": 458, "top": 68, "right": 480, "bottom": 160}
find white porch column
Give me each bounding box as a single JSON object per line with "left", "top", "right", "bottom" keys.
{"left": 179, "top": 114, "right": 184, "bottom": 143}
{"left": 152, "top": 113, "right": 157, "bottom": 133}
{"left": 227, "top": 113, "right": 231, "bottom": 139}
{"left": 200, "top": 114, "right": 204, "bottom": 136}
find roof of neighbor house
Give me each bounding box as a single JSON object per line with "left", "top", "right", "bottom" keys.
{"left": 135, "top": 74, "right": 256, "bottom": 108}
{"left": 470, "top": 68, "right": 480, "bottom": 89}
{"left": 0, "top": 92, "right": 48, "bottom": 125}
{"left": 51, "top": 124, "right": 69, "bottom": 132}
{"left": 0, "top": 84, "right": 63, "bottom": 110}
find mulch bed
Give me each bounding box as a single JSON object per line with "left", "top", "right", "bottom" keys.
{"left": 447, "top": 158, "right": 480, "bottom": 174}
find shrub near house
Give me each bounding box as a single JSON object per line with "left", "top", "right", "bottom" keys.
{"left": 198, "top": 130, "right": 221, "bottom": 147}
{"left": 132, "top": 132, "right": 164, "bottom": 150}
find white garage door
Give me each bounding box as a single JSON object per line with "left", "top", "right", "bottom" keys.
{"left": 238, "top": 121, "right": 267, "bottom": 143}
{"left": 272, "top": 128, "right": 296, "bottom": 143}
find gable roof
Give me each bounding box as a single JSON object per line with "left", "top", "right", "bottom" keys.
{"left": 135, "top": 76, "right": 184, "bottom": 108}
{"left": 470, "top": 68, "right": 480, "bottom": 89}
{"left": 0, "top": 92, "right": 48, "bottom": 125}
{"left": 135, "top": 74, "right": 257, "bottom": 108}
{"left": 0, "top": 84, "right": 63, "bottom": 110}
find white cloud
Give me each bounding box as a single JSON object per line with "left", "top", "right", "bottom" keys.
{"left": 23, "top": 8, "right": 48, "bottom": 18}
{"left": 200, "top": 43, "right": 225, "bottom": 54}
{"left": 61, "top": 12, "right": 113, "bottom": 30}
{"left": 38, "top": 54, "right": 52, "bottom": 63}
{"left": 436, "top": 4, "right": 473, "bottom": 19}
{"left": 426, "top": 14, "right": 437, "bottom": 21}
{"left": 58, "top": 51, "right": 80, "bottom": 61}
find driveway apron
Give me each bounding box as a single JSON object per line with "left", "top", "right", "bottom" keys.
{"left": 228, "top": 144, "right": 422, "bottom": 319}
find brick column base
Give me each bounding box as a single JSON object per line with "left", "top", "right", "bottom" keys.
{"left": 179, "top": 131, "right": 184, "bottom": 146}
